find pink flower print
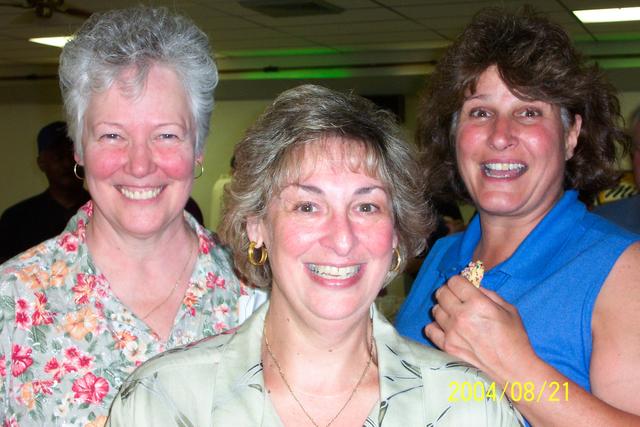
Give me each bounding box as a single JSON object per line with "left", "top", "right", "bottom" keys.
{"left": 0, "top": 354, "right": 6, "bottom": 378}
{"left": 213, "top": 321, "right": 229, "bottom": 333}
{"left": 15, "top": 310, "right": 32, "bottom": 330}
{"left": 4, "top": 414, "right": 19, "bottom": 427}
{"left": 77, "top": 354, "right": 94, "bottom": 371}
{"left": 58, "top": 231, "right": 80, "bottom": 252}
{"left": 72, "top": 372, "right": 109, "bottom": 404}
{"left": 15, "top": 298, "right": 32, "bottom": 330}
{"left": 72, "top": 274, "right": 98, "bottom": 305}
{"left": 32, "top": 292, "right": 55, "bottom": 326}
{"left": 206, "top": 273, "right": 226, "bottom": 290}
{"left": 80, "top": 201, "right": 93, "bottom": 217}
{"left": 198, "top": 233, "right": 212, "bottom": 254}
{"left": 214, "top": 303, "right": 230, "bottom": 319}
{"left": 32, "top": 379, "right": 54, "bottom": 396}
{"left": 45, "top": 357, "right": 65, "bottom": 381}
{"left": 11, "top": 344, "right": 33, "bottom": 377}
{"left": 16, "top": 299, "right": 29, "bottom": 311}
{"left": 65, "top": 346, "right": 80, "bottom": 360}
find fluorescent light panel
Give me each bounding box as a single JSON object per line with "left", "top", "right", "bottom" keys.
{"left": 29, "top": 36, "right": 73, "bottom": 48}
{"left": 574, "top": 7, "right": 640, "bottom": 23}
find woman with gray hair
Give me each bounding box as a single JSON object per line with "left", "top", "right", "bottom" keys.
{"left": 0, "top": 6, "right": 263, "bottom": 426}
{"left": 107, "top": 84, "right": 523, "bottom": 426}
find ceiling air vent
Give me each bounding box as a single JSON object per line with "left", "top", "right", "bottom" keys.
{"left": 238, "top": 0, "right": 344, "bottom": 17}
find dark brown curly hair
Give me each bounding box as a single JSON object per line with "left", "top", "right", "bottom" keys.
{"left": 418, "top": 7, "right": 630, "bottom": 203}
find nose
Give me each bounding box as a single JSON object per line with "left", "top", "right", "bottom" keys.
{"left": 488, "top": 114, "right": 516, "bottom": 150}
{"left": 125, "top": 140, "right": 156, "bottom": 177}
{"left": 320, "top": 211, "right": 357, "bottom": 256}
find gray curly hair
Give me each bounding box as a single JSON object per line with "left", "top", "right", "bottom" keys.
{"left": 59, "top": 6, "right": 218, "bottom": 158}
{"left": 219, "top": 84, "right": 433, "bottom": 288}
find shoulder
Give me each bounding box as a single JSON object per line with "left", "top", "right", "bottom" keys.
{"left": 0, "top": 193, "right": 48, "bottom": 217}
{"left": 0, "top": 236, "right": 61, "bottom": 280}
{"left": 381, "top": 332, "right": 524, "bottom": 425}
{"left": 430, "top": 232, "right": 463, "bottom": 256}
{"left": 119, "top": 330, "right": 234, "bottom": 396}
{"left": 581, "top": 208, "right": 639, "bottom": 242}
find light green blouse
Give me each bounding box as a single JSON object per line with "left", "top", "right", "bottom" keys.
{"left": 107, "top": 303, "right": 524, "bottom": 426}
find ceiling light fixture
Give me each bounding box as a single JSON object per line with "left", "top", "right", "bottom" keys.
{"left": 29, "top": 36, "right": 73, "bottom": 48}
{"left": 573, "top": 7, "right": 640, "bottom": 23}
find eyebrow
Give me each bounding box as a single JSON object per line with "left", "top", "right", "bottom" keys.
{"left": 291, "top": 183, "right": 386, "bottom": 195}
{"left": 464, "top": 93, "right": 489, "bottom": 102}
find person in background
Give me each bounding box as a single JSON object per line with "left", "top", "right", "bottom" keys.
{"left": 0, "top": 7, "right": 264, "bottom": 426}
{"left": 106, "top": 84, "right": 523, "bottom": 426}
{"left": 593, "top": 105, "right": 640, "bottom": 233}
{"left": 395, "top": 7, "right": 640, "bottom": 426}
{"left": 0, "top": 121, "right": 90, "bottom": 263}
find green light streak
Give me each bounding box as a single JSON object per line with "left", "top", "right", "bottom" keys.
{"left": 595, "top": 57, "right": 640, "bottom": 69}
{"left": 218, "top": 47, "right": 348, "bottom": 58}
{"left": 227, "top": 68, "right": 354, "bottom": 80}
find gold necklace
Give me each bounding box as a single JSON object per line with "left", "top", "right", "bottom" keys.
{"left": 141, "top": 233, "right": 195, "bottom": 320}
{"left": 263, "top": 317, "right": 374, "bottom": 427}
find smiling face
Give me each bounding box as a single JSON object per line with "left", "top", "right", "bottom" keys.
{"left": 455, "top": 66, "right": 581, "bottom": 222}
{"left": 248, "top": 137, "right": 397, "bottom": 324}
{"left": 80, "top": 64, "right": 197, "bottom": 239}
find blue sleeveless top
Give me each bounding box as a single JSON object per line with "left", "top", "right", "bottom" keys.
{"left": 395, "top": 191, "right": 639, "bottom": 392}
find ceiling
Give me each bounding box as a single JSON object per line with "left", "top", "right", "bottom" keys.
{"left": 1, "top": 0, "right": 640, "bottom": 103}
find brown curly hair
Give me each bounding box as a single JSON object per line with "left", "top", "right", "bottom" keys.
{"left": 418, "top": 7, "right": 630, "bottom": 203}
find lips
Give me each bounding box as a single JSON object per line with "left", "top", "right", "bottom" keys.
{"left": 481, "top": 162, "right": 527, "bottom": 179}
{"left": 117, "top": 186, "right": 163, "bottom": 200}
{"left": 306, "top": 263, "right": 361, "bottom": 280}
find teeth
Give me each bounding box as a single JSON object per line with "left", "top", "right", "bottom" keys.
{"left": 484, "top": 163, "right": 525, "bottom": 171}
{"left": 482, "top": 162, "right": 526, "bottom": 178}
{"left": 308, "top": 264, "right": 360, "bottom": 280}
{"left": 119, "top": 187, "right": 162, "bottom": 200}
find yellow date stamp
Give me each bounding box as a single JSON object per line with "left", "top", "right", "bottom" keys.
{"left": 448, "top": 381, "right": 569, "bottom": 403}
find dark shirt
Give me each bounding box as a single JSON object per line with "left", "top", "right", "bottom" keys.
{"left": 0, "top": 189, "right": 90, "bottom": 263}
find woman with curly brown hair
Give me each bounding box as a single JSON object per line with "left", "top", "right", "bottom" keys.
{"left": 396, "top": 7, "right": 640, "bottom": 426}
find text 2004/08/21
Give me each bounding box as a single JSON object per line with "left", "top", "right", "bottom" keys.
{"left": 448, "top": 381, "right": 569, "bottom": 403}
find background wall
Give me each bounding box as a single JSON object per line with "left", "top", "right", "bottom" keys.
{"left": 3, "top": 88, "right": 638, "bottom": 228}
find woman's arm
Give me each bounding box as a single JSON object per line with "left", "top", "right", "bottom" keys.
{"left": 590, "top": 242, "right": 640, "bottom": 414}
{"left": 424, "top": 244, "right": 640, "bottom": 426}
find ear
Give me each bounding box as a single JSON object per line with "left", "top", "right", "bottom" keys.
{"left": 392, "top": 230, "right": 399, "bottom": 250}
{"left": 74, "top": 152, "right": 83, "bottom": 166}
{"left": 246, "top": 215, "right": 266, "bottom": 248}
{"left": 36, "top": 154, "right": 45, "bottom": 172}
{"left": 564, "top": 114, "right": 582, "bottom": 161}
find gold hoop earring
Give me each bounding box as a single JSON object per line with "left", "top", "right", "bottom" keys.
{"left": 194, "top": 161, "right": 204, "bottom": 179}
{"left": 390, "top": 247, "right": 402, "bottom": 273}
{"left": 73, "top": 163, "right": 84, "bottom": 180}
{"left": 248, "top": 241, "right": 267, "bottom": 266}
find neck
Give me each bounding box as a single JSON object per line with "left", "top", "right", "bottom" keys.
{"left": 475, "top": 193, "right": 562, "bottom": 269}
{"left": 264, "top": 294, "right": 375, "bottom": 395}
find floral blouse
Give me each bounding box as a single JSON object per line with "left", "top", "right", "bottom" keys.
{"left": 0, "top": 202, "right": 266, "bottom": 427}
{"left": 107, "top": 303, "right": 524, "bottom": 427}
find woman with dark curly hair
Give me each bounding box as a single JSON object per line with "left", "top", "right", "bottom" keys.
{"left": 396, "top": 7, "right": 640, "bottom": 426}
